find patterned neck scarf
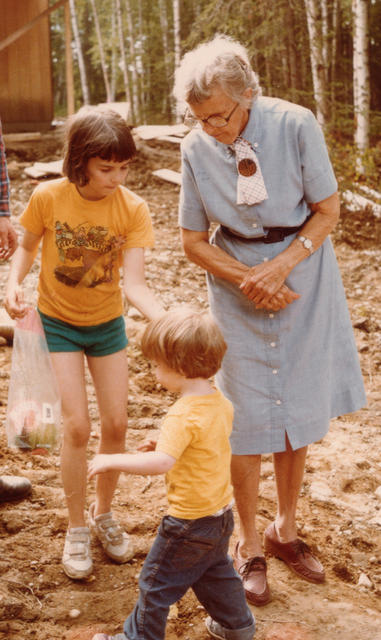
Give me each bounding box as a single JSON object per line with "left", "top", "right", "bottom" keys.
{"left": 230, "top": 136, "right": 268, "bottom": 206}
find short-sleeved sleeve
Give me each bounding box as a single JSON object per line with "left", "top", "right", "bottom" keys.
{"left": 20, "top": 184, "right": 51, "bottom": 235}
{"left": 179, "top": 148, "right": 210, "bottom": 232}
{"left": 299, "top": 110, "right": 337, "bottom": 203}
{"left": 122, "top": 198, "right": 154, "bottom": 249}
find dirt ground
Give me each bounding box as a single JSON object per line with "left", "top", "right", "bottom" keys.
{"left": 0, "top": 129, "right": 380, "bottom": 640}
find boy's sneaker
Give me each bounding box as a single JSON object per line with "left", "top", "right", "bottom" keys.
{"left": 89, "top": 502, "right": 135, "bottom": 563}
{"left": 62, "top": 527, "right": 92, "bottom": 579}
{"left": 205, "top": 616, "right": 255, "bottom": 640}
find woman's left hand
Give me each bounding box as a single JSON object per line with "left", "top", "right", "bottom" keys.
{"left": 239, "top": 260, "right": 295, "bottom": 306}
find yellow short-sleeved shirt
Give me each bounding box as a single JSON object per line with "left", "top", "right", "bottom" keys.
{"left": 156, "top": 389, "right": 234, "bottom": 519}
{"left": 20, "top": 177, "right": 154, "bottom": 326}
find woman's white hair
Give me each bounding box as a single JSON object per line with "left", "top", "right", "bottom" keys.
{"left": 173, "top": 35, "right": 261, "bottom": 110}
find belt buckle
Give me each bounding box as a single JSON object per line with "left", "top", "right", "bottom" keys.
{"left": 263, "top": 228, "right": 285, "bottom": 243}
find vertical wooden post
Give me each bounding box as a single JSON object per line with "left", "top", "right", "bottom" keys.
{"left": 64, "top": 0, "right": 75, "bottom": 115}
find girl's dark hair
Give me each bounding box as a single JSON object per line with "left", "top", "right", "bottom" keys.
{"left": 63, "top": 105, "right": 136, "bottom": 186}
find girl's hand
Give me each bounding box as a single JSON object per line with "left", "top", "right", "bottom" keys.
{"left": 4, "top": 285, "right": 28, "bottom": 319}
{"left": 88, "top": 454, "right": 115, "bottom": 479}
{"left": 137, "top": 439, "right": 157, "bottom": 452}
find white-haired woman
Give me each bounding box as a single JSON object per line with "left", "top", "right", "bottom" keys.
{"left": 174, "top": 35, "right": 366, "bottom": 607}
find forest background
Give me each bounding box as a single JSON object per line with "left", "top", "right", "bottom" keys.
{"left": 52, "top": 0, "right": 380, "bottom": 192}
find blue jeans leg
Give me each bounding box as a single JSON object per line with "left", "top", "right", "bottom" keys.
{"left": 123, "top": 511, "right": 254, "bottom": 640}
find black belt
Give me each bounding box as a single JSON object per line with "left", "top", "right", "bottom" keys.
{"left": 220, "top": 216, "right": 311, "bottom": 244}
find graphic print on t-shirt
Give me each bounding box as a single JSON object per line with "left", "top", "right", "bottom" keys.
{"left": 54, "top": 220, "right": 125, "bottom": 288}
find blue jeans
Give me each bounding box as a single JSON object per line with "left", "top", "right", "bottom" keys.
{"left": 123, "top": 509, "right": 255, "bottom": 640}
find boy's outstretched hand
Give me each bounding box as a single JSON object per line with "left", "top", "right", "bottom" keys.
{"left": 88, "top": 454, "right": 114, "bottom": 479}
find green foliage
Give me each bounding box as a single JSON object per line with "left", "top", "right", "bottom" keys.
{"left": 49, "top": 0, "right": 380, "bottom": 174}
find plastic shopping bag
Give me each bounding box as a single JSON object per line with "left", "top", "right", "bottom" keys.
{"left": 5, "top": 307, "right": 61, "bottom": 453}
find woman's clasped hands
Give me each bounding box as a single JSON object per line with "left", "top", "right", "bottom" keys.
{"left": 239, "top": 259, "right": 300, "bottom": 311}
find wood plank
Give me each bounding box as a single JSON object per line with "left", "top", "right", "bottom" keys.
{"left": 134, "top": 124, "right": 188, "bottom": 140}
{"left": 157, "top": 135, "right": 183, "bottom": 144}
{"left": 24, "top": 159, "right": 63, "bottom": 179}
{"left": 98, "top": 102, "right": 130, "bottom": 121}
{"left": 152, "top": 169, "right": 182, "bottom": 185}
{"left": 3, "top": 132, "right": 42, "bottom": 143}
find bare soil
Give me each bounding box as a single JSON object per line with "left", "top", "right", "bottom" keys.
{"left": 0, "top": 130, "right": 380, "bottom": 640}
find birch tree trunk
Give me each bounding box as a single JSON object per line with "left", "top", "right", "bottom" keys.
{"left": 116, "top": 0, "right": 132, "bottom": 109}
{"left": 304, "top": 0, "right": 328, "bottom": 127}
{"left": 110, "top": 0, "right": 117, "bottom": 102}
{"left": 69, "top": 0, "right": 90, "bottom": 105}
{"left": 89, "top": 0, "right": 111, "bottom": 102}
{"left": 172, "top": 0, "right": 181, "bottom": 122}
{"left": 159, "top": 0, "right": 172, "bottom": 120}
{"left": 125, "top": 0, "right": 140, "bottom": 122}
{"left": 352, "top": 0, "right": 370, "bottom": 174}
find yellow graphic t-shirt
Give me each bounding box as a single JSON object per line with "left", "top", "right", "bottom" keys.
{"left": 20, "top": 178, "right": 154, "bottom": 326}
{"left": 156, "top": 389, "right": 234, "bottom": 519}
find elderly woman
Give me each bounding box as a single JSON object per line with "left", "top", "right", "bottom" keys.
{"left": 174, "top": 35, "right": 366, "bottom": 607}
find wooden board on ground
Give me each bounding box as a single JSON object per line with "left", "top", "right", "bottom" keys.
{"left": 157, "top": 135, "right": 183, "bottom": 144}
{"left": 24, "top": 159, "right": 63, "bottom": 179}
{"left": 134, "top": 124, "right": 188, "bottom": 140}
{"left": 98, "top": 102, "right": 130, "bottom": 121}
{"left": 152, "top": 169, "right": 182, "bottom": 185}
{"left": 4, "top": 132, "right": 42, "bottom": 143}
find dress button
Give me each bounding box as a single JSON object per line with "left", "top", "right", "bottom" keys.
{"left": 270, "top": 342, "right": 276, "bottom": 347}
{"left": 272, "top": 369, "right": 278, "bottom": 374}
{"left": 263, "top": 257, "right": 269, "bottom": 262}
{"left": 254, "top": 143, "right": 258, "bottom": 148}
{"left": 276, "top": 400, "right": 282, "bottom": 405}
{"left": 269, "top": 313, "right": 274, "bottom": 318}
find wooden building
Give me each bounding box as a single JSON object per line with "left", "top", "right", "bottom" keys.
{"left": 0, "top": 0, "right": 54, "bottom": 133}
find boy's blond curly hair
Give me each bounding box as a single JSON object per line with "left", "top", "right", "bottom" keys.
{"left": 141, "top": 308, "right": 227, "bottom": 379}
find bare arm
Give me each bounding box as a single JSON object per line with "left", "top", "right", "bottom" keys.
{"left": 240, "top": 192, "right": 341, "bottom": 307}
{"left": 181, "top": 229, "right": 299, "bottom": 311}
{"left": 5, "top": 229, "right": 42, "bottom": 318}
{"left": 88, "top": 451, "right": 176, "bottom": 479}
{"left": 122, "top": 247, "right": 164, "bottom": 320}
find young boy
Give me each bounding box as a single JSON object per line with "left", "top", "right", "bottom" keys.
{"left": 89, "top": 308, "right": 255, "bottom": 640}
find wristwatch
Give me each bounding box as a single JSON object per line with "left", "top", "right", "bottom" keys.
{"left": 296, "top": 235, "right": 313, "bottom": 255}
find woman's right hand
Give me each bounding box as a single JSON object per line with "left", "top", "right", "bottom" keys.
{"left": 4, "top": 284, "right": 28, "bottom": 319}
{"left": 249, "top": 284, "right": 300, "bottom": 311}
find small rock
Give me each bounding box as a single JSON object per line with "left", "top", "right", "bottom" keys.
{"left": 69, "top": 608, "right": 81, "bottom": 619}
{"left": 357, "top": 573, "right": 373, "bottom": 588}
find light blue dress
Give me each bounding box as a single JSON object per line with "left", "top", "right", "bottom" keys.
{"left": 179, "top": 96, "right": 366, "bottom": 455}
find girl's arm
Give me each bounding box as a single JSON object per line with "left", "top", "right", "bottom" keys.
{"left": 122, "top": 247, "right": 164, "bottom": 320}
{"left": 5, "top": 229, "right": 42, "bottom": 318}
{"left": 88, "top": 450, "right": 175, "bottom": 479}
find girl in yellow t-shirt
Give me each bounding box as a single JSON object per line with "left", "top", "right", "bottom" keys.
{"left": 5, "top": 106, "right": 163, "bottom": 580}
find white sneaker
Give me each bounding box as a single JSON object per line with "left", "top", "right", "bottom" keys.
{"left": 62, "top": 527, "right": 93, "bottom": 579}
{"left": 88, "top": 502, "right": 135, "bottom": 563}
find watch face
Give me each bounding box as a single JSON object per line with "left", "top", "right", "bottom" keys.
{"left": 305, "top": 239, "right": 313, "bottom": 249}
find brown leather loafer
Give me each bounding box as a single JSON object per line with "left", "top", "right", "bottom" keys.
{"left": 264, "top": 522, "right": 325, "bottom": 584}
{"left": 233, "top": 542, "right": 271, "bottom": 606}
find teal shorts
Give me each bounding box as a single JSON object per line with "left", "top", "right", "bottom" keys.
{"left": 38, "top": 310, "right": 128, "bottom": 357}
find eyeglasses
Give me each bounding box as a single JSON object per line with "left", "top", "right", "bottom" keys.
{"left": 184, "top": 102, "right": 239, "bottom": 129}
